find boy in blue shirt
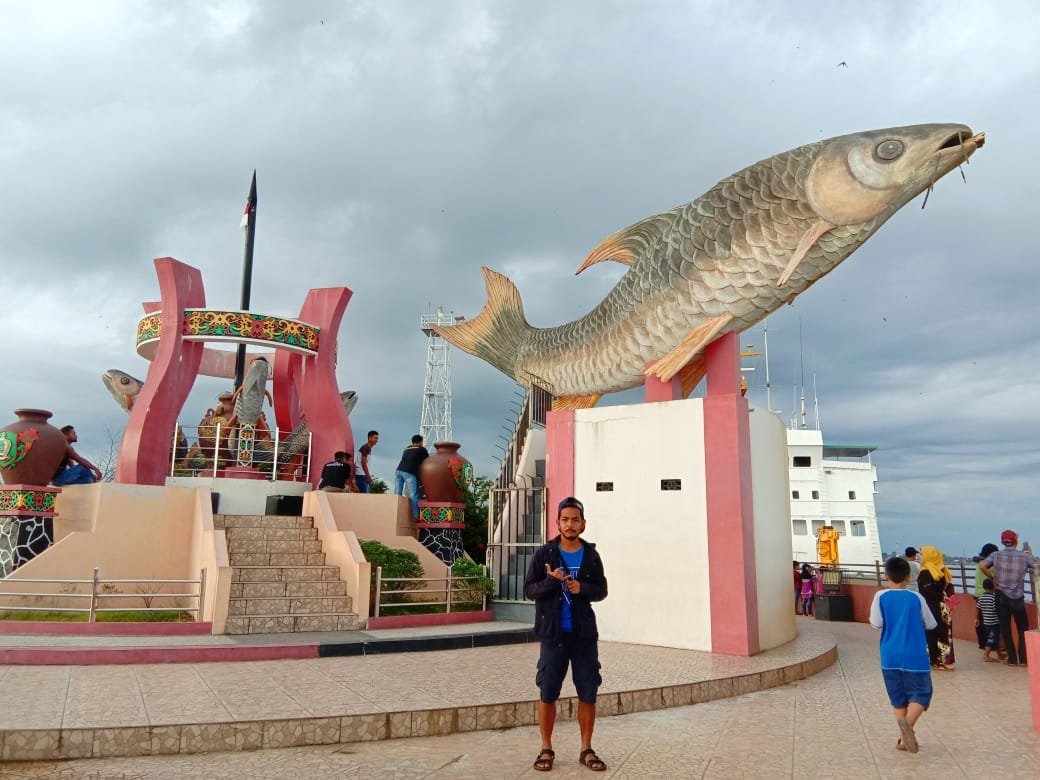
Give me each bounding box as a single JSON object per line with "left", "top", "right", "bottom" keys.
{"left": 869, "top": 556, "right": 938, "bottom": 754}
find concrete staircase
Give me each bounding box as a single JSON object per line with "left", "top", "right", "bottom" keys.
{"left": 215, "top": 514, "right": 361, "bottom": 634}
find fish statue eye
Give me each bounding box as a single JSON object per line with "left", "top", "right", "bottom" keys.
{"left": 120, "top": 377, "right": 130, "bottom": 385}
{"left": 875, "top": 139, "right": 904, "bottom": 161}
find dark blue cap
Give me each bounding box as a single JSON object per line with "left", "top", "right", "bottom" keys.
{"left": 557, "top": 496, "right": 584, "bottom": 515}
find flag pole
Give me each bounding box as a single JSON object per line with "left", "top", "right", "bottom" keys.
{"left": 234, "top": 170, "right": 258, "bottom": 390}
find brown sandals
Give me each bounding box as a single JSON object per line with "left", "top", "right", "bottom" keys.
{"left": 580, "top": 748, "right": 607, "bottom": 771}
{"left": 533, "top": 748, "right": 555, "bottom": 771}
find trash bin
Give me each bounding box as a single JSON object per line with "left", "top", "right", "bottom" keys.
{"left": 265, "top": 495, "right": 303, "bottom": 516}
{"left": 210, "top": 492, "right": 220, "bottom": 514}
{"left": 815, "top": 594, "right": 853, "bottom": 621}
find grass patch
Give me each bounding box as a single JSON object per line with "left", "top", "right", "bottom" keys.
{"left": 0, "top": 610, "right": 195, "bottom": 623}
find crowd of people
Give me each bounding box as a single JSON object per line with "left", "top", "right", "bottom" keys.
{"left": 867, "top": 528, "right": 1038, "bottom": 755}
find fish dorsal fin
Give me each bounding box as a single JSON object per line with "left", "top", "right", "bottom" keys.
{"left": 777, "top": 219, "right": 835, "bottom": 287}
{"left": 552, "top": 393, "right": 602, "bottom": 411}
{"left": 575, "top": 209, "right": 681, "bottom": 275}
{"left": 646, "top": 313, "right": 734, "bottom": 383}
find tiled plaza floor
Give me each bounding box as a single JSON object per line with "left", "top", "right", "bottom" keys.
{"left": 2, "top": 621, "right": 1038, "bottom": 778}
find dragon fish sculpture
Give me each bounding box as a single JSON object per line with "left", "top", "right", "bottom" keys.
{"left": 433, "top": 123, "right": 985, "bottom": 408}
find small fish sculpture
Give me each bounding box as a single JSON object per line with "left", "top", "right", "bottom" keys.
{"left": 433, "top": 124, "right": 984, "bottom": 408}
{"left": 102, "top": 369, "right": 145, "bottom": 412}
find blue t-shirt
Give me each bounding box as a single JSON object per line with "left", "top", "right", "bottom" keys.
{"left": 558, "top": 546, "right": 585, "bottom": 633}
{"left": 868, "top": 588, "right": 936, "bottom": 672}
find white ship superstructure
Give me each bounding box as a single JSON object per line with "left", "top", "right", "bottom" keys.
{"left": 786, "top": 428, "right": 882, "bottom": 565}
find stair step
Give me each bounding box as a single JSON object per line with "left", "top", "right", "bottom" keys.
{"left": 227, "top": 539, "right": 324, "bottom": 555}
{"left": 228, "top": 596, "right": 352, "bottom": 616}
{"left": 224, "top": 612, "right": 361, "bottom": 634}
{"left": 228, "top": 552, "right": 327, "bottom": 567}
{"left": 230, "top": 580, "right": 348, "bottom": 598}
{"left": 232, "top": 565, "right": 342, "bottom": 583}
{"left": 214, "top": 514, "right": 315, "bottom": 530}
{"left": 223, "top": 526, "right": 318, "bottom": 542}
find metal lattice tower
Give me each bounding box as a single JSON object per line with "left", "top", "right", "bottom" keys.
{"left": 419, "top": 307, "right": 463, "bottom": 444}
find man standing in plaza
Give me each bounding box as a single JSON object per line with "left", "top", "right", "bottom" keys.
{"left": 356, "top": 430, "right": 379, "bottom": 493}
{"left": 524, "top": 496, "right": 608, "bottom": 772}
{"left": 980, "top": 529, "right": 1040, "bottom": 666}
{"left": 393, "top": 435, "right": 428, "bottom": 519}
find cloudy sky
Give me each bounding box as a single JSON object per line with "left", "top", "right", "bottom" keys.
{"left": 2, "top": 1, "right": 1037, "bottom": 558}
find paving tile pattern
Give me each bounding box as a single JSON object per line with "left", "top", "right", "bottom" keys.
{"left": 0, "top": 622, "right": 836, "bottom": 761}
{"left": 216, "top": 514, "right": 360, "bottom": 635}
{"left": 3, "top": 622, "right": 1038, "bottom": 778}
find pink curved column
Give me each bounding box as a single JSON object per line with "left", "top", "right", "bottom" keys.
{"left": 287, "top": 287, "right": 354, "bottom": 488}
{"left": 703, "top": 330, "right": 760, "bottom": 656}
{"left": 116, "top": 258, "right": 205, "bottom": 485}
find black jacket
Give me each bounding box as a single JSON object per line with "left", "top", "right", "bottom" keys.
{"left": 524, "top": 537, "right": 607, "bottom": 639}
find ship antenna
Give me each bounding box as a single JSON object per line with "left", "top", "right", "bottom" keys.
{"left": 812, "top": 369, "right": 822, "bottom": 431}
{"left": 798, "top": 318, "right": 807, "bottom": 429}
{"left": 764, "top": 320, "right": 774, "bottom": 413}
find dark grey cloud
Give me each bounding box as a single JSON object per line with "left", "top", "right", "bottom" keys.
{"left": 2, "top": 0, "right": 1037, "bottom": 556}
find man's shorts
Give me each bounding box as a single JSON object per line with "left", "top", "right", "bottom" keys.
{"left": 536, "top": 634, "right": 602, "bottom": 704}
{"left": 881, "top": 669, "right": 932, "bottom": 709}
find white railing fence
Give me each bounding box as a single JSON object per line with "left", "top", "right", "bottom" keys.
{"left": 372, "top": 565, "right": 490, "bottom": 617}
{"left": 0, "top": 567, "right": 207, "bottom": 621}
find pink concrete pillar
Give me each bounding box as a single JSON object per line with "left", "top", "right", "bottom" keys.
{"left": 116, "top": 258, "right": 205, "bottom": 485}
{"left": 1027, "top": 631, "right": 1040, "bottom": 732}
{"left": 291, "top": 287, "right": 355, "bottom": 488}
{"left": 644, "top": 361, "right": 683, "bottom": 403}
{"left": 703, "top": 330, "right": 760, "bottom": 656}
{"left": 544, "top": 409, "right": 576, "bottom": 540}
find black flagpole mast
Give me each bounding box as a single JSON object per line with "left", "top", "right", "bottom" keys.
{"left": 234, "top": 170, "right": 258, "bottom": 390}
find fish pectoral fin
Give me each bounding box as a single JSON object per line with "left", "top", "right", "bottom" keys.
{"left": 552, "top": 394, "right": 602, "bottom": 411}
{"left": 777, "top": 219, "right": 835, "bottom": 287}
{"left": 677, "top": 356, "right": 707, "bottom": 398}
{"left": 647, "top": 314, "right": 733, "bottom": 383}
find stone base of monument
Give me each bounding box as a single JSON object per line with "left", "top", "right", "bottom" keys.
{"left": 416, "top": 501, "right": 466, "bottom": 564}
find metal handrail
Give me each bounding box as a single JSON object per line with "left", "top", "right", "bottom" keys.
{"left": 168, "top": 424, "right": 312, "bottom": 482}
{"left": 373, "top": 565, "right": 490, "bottom": 616}
{"left": 0, "top": 567, "right": 209, "bottom": 621}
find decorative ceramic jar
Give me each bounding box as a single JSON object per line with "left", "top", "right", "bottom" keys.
{"left": 418, "top": 442, "right": 473, "bottom": 504}
{"left": 0, "top": 409, "right": 67, "bottom": 487}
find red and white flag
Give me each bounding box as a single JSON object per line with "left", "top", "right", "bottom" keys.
{"left": 240, "top": 201, "right": 253, "bottom": 229}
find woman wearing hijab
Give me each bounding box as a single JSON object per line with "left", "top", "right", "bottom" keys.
{"left": 918, "top": 545, "right": 956, "bottom": 669}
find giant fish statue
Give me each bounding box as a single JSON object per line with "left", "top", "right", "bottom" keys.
{"left": 433, "top": 124, "right": 984, "bottom": 408}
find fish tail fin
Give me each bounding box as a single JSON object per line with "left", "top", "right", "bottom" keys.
{"left": 431, "top": 267, "right": 530, "bottom": 378}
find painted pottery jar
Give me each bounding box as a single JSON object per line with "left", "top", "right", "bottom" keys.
{"left": 0, "top": 409, "right": 68, "bottom": 486}
{"left": 419, "top": 442, "right": 473, "bottom": 504}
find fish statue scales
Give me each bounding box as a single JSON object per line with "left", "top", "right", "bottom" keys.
{"left": 433, "top": 124, "right": 984, "bottom": 408}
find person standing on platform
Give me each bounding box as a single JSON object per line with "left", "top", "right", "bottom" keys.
{"left": 870, "top": 556, "right": 937, "bottom": 754}
{"left": 980, "top": 529, "right": 1040, "bottom": 667}
{"left": 976, "top": 578, "right": 1001, "bottom": 662}
{"left": 973, "top": 543, "right": 999, "bottom": 651}
{"left": 904, "top": 547, "right": 921, "bottom": 592}
{"left": 793, "top": 561, "right": 802, "bottom": 615}
{"left": 393, "top": 435, "right": 429, "bottom": 519}
{"left": 800, "top": 564, "right": 815, "bottom": 617}
{"left": 524, "top": 496, "right": 609, "bottom": 773}
{"left": 356, "top": 430, "right": 379, "bottom": 493}
{"left": 918, "top": 546, "right": 956, "bottom": 670}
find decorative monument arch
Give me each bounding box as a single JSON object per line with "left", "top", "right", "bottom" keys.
{"left": 116, "top": 256, "right": 354, "bottom": 487}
